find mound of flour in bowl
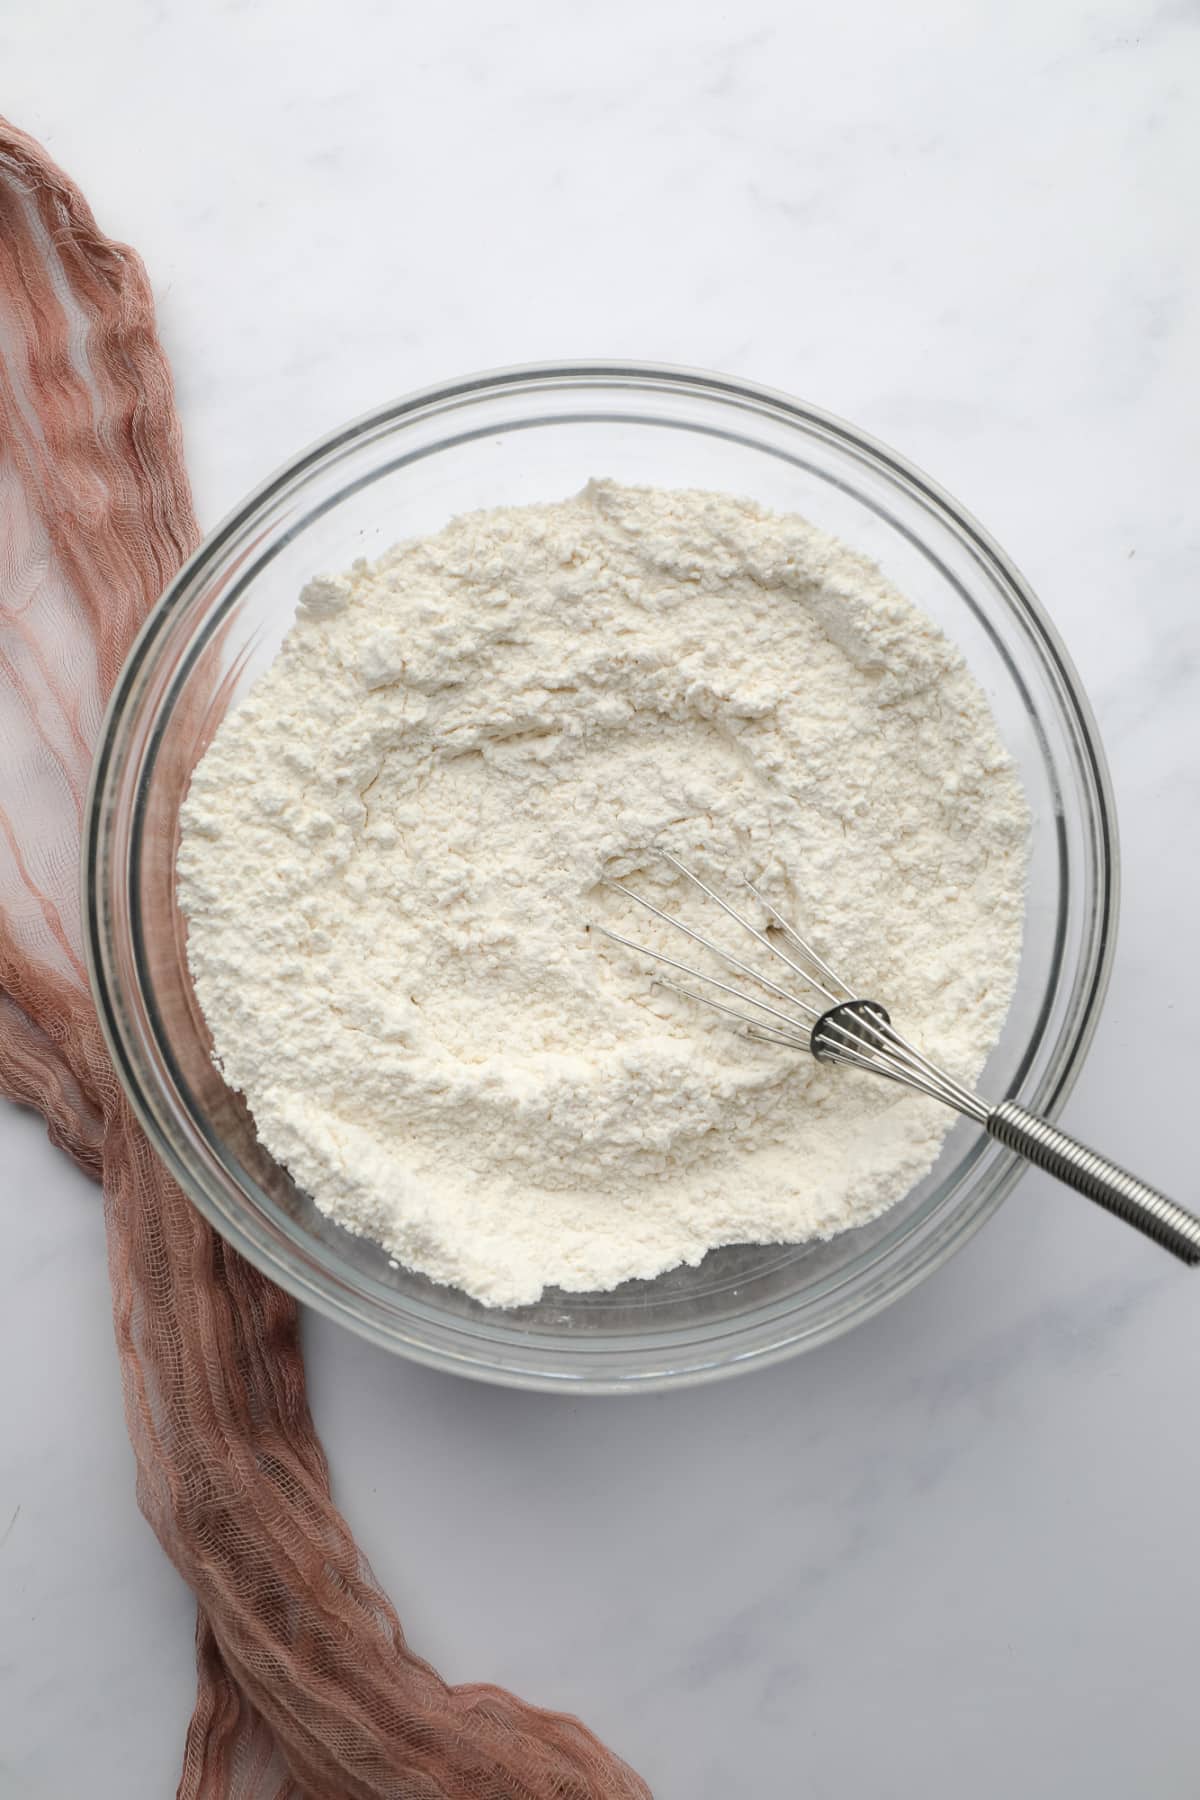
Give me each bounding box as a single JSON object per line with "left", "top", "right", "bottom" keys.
{"left": 177, "top": 481, "right": 1027, "bottom": 1307}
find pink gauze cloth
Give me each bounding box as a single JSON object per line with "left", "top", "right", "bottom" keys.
{"left": 0, "top": 118, "right": 652, "bottom": 1800}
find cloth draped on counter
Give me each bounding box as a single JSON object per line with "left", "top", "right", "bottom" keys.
{"left": 0, "top": 118, "right": 650, "bottom": 1800}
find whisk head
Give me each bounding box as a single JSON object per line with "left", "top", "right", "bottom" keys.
{"left": 590, "top": 851, "right": 988, "bottom": 1125}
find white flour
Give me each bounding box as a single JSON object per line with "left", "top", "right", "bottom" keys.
{"left": 177, "top": 482, "right": 1027, "bottom": 1306}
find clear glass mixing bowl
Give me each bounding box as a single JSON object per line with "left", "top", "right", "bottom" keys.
{"left": 85, "top": 363, "right": 1118, "bottom": 1391}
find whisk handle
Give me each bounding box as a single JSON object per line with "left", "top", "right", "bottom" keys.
{"left": 987, "top": 1100, "right": 1200, "bottom": 1266}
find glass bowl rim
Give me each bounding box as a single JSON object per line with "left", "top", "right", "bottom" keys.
{"left": 83, "top": 359, "right": 1120, "bottom": 1391}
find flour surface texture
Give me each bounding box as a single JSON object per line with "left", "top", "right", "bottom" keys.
{"left": 178, "top": 483, "right": 1027, "bottom": 1307}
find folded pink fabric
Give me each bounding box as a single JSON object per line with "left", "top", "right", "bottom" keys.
{"left": 0, "top": 118, "right": 650, "bottom": 1800}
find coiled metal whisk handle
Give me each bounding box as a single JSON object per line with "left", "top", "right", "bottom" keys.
{"left": 987, "top": 1101, "right": 1200, "bottom": 1265}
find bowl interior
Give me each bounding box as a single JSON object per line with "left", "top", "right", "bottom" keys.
{"left": 88, "top": 368, "right": 1114, "bottom": 1388}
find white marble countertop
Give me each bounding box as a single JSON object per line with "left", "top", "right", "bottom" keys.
{"left": 3, "top": 3, "right": 1198, "bottom": 1794}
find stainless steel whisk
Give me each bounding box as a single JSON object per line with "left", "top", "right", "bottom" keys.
{"left": 593, "top": 852, "right": 1200, "bottom": 1266}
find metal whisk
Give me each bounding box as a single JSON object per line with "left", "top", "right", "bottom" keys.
{"left": 592, "top": 852, "right": 1200, "bottom": 1266}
